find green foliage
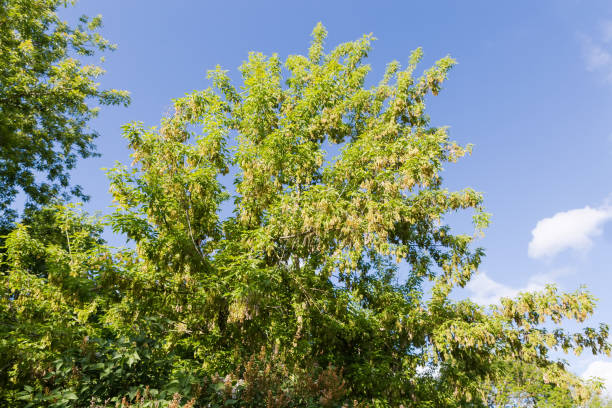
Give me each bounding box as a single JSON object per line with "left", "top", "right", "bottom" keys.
{"left": 483, "top": 361, "right": 608, "bottom": 407}
{"left": 0, "top": 0, "right": 130, "bottom": 227}
{"left": 1, "top": 23, "right": 610, "bottom": 407}
{"left": 1, "top": 205, "right": 143, "bottom": 403}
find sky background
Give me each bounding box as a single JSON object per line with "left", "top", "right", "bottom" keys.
{"left": 58, "top": 0, "right": 612, "bottom": 391}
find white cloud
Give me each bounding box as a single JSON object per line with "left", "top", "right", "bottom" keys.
{"left": 528, "top": 206, "right": 612, "bottom": 259}
{"left": 580, "top": 21, "right": 612, "bottom": 82}
{"left": 465, "top": 271, "right": 554, "bottom": 305}
{"left": 582, "top": 36, "right": 612, "bottom": 72}
{"left": 583, "top": 361, "right": 612, "bottom": 396}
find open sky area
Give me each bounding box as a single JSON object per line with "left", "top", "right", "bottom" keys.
{"left": 58, "top": 0, "right": 612, "bottom": 391}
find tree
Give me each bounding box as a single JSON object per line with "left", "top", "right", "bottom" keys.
{"left": 0, "top": 0, "right": 129, "bottom": 228}
{"left": 1, "top": 23, "right": 609, "bottom": 407}
{"left": 483, "top": 361, "right": 609, "bottom": 407}
{"left": 104, "top": 23, "right": 611, "bottom": 405}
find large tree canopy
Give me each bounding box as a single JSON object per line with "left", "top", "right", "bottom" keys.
{"left": 0, "top": 0, "right": 129, "bottom": 227}
{"left": 1, "top": 23, "right": 609, "bottom": 407}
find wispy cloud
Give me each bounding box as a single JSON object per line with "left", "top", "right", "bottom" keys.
{"left": 580, "top": 21, "right": 612, "bottom": 82}
{"left": 581, "top": 36, "right": 612, "bottom": 71}
{"left": 583, "top": 361, "right": 612, "bottom": 396}
{"left": 602, "top": 20, "right": 612, "bottom": 43}
{"left": 528, "top": 205, "right": 612, "bottom": 259}
{"left": 465, "top": 270, "right": 566, "bottom": 305}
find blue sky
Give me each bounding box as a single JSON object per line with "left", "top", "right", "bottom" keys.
{"left": 60, "top": 0, "right": 612, "bottom": 390}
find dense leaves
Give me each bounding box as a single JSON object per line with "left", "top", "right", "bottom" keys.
{"left": 0, "top": 0, "right": 129, "bottom": 227}
{"left": 1, "top": 20, "right": 610, "bottom": 407}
